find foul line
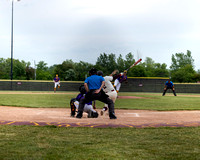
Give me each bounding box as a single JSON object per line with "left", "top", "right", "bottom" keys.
{"left": 125, "top": 113, "right": 140, "bottom": 117}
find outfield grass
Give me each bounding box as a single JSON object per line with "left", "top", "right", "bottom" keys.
{"left": 0, "top": 91, "right": 200, "bottom": 110}
{"left": 0, "top": 125, "right": 200, "bottom": 160}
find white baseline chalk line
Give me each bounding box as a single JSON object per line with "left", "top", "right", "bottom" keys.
{"left": 125, "top": 113, "right": 140, "bottom": 117}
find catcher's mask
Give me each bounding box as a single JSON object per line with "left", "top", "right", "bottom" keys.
{"left": 79, "top": 84, "right": 86, "bottom": 94}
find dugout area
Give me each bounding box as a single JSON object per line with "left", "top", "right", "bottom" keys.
{"left": 0, "top": 78, "right": 200, "bottom": 93}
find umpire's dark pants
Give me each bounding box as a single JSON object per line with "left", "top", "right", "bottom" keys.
{"left": 163, "top": 87, "right": 176, "bottom": 96}
{"left": 78, "top": 89, "right": 115, "bottom": 113}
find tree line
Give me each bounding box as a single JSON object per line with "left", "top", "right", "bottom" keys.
{"left": 0, "top": 50, "right": 199, "bottom": 82}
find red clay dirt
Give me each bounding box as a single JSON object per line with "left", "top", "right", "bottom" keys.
{"left": 0, "top": 92, "right": 200, "bottom": 128}
{"left": 1, "top": 106, "right": 200, "bottom": 128}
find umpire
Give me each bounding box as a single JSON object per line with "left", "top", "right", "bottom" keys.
{"left": 162, "top": 79, "right": 177, "bottom": 96}
{"left": 76, "top": 68, "right": 117, "bottom": 119}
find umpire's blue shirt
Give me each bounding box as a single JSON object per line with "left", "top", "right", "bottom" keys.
{"left": 85, "top": 75, "right": 105, "bottom": 90}
{"left": 165, "top": 81, "right": 174, "bottom": 88}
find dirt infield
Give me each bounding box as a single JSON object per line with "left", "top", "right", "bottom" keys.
{"left": 1, "top": 106, "right": 200, "bottom": 128}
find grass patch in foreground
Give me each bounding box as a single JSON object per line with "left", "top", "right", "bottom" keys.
{"left": 0, "top": 125, "right": 200, "bottom": 159}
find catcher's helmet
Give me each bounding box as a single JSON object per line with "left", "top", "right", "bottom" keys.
{"left": 97, "top": 71, "right": 103, "bottom": 77}
{"left": 79, "top": 84, "right": 86, "bottom": 94}
{"left": 89, "top": 68, "right": 97, "bottom": 75}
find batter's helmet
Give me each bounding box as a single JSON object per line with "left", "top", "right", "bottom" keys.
{"left": 97, "top": 71, "right": 103, "bottom": 76}
{"left": 89, "top": 68, "right": 97, "bottom": 75}
{"left": 79, "top": 84, "right": 86, "bottom": 94}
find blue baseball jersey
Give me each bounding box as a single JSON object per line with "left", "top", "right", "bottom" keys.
{"left": 165, "top": 81, "right": 174, "bottom": 88}
{"left": 85, "top": 75, "right": 105, "bottom": 90}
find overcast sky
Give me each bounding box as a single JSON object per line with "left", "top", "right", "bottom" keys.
{"left": 0, "top": 0, "right": 200, "bottom": 69}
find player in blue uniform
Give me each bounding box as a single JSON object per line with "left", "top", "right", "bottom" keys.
{"left": 76, "top": 68, "right": 117, "bottom": 119}
{"left": 162, "top": 79, "right": 177, "bottom": 96}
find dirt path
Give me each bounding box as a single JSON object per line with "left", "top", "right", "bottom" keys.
{"left": 1, "top": 106, "right": 200, "bottom": 128}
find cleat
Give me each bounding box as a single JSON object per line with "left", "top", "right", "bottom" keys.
{"left": 76, "top": 111, "right": 83, "bottom": 118}
{"left": 109, "top": 112, "right": 117, "bottom": 119}
{"left": 88, "top": 111, "right": 99, "bottom": 118}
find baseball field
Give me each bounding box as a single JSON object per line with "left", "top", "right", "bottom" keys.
{"left": 1, "top": 91, "right": 200, "bottom": 159}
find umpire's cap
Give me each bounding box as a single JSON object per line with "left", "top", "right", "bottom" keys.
{"left": 79, "top": 84, "right": 86, "bottom": 94}
{"left": 97, "top": 71, "right": 103, "bottom": 77}
{"left": 89, "top": 68, "right": 97, "bottom": 75}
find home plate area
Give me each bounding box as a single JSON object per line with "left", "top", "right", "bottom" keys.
{"left": 1, "top": 106, "right": 200, "bottom": 128}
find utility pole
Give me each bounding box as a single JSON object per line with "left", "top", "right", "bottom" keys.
{"left": 10, "top": 0, "right": 14, "bottom": 90}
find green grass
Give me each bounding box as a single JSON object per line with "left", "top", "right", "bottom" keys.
{"left": 116, "top": 92, "right": 200, "bottom": 110}
{"left": 0, "top": 92, "right": 77, "bottom": 108}
{"left": 1, "top": 91, "right": 200, "bottom": 159}
{"left": 0, "top": 125, "right": 200, "bottom": 160}
{"left": 0, "top": 91, "right": 200, "bottom": 110}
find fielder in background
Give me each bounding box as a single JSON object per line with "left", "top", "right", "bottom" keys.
{"left": 97, "top": 70, "right": 118, "bottom": 116}
{"left": 162, "top": 79, "right": 177, "bottom": 96}
{"left": 113, "top": 70, "right": 128, "bottom": 93}
{"left": 76, "top": 68, "right": 117, "bottom": 119}
{"left": 70, "top": 85, "right": 98, "bottom": 118}
{"left": 53, "top": 74, "right": 60, "bottom": 93}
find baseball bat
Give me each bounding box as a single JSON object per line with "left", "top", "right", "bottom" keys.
{"left": 126, "top": 58, "right": 142, "bottom": 71}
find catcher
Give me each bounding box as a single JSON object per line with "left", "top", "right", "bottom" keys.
{"left": 70, "top": 85, "right": 98, "bottom": 118}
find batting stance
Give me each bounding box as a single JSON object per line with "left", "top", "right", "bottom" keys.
{"left": 97, "top": 70, "right": 118, "bottom": 116}
{"left": 162, "top": 79, "right": 177, "bottom": 96}
{"left": 113, "top": 70, "right": 127, "bottom": 93}
{"left": 53, "top": 74, "right": 60, "bottom": 93}
{"left": 76, "top": 68, "right": 117, "bottom": 119}
{"left": 70, "top": 85, "right": 98, "bottom": 118}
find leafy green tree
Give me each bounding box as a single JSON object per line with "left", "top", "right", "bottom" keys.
{"left": 170, "top": 50, "right": 194, "bottom": 71}
{"left": 53, "top": 59, "right": 75, "bottom": 80}
{"left": 37, "top": 61, "right": 48, "bottom": 71}
{"left": 171, "top": 64, "right": 195, "bottom": 82}
{"left": 124, "top": 52, "right": 135, "bottom": 71}
{"left": 116, "top": 54, "right": 125, "bottom": 72}
{"left": 75, "top": 61, "right": 93, "bottom": 81}
{"left": 0, "top": 58, "right": 10, "bottom": 79}
{"left": 36, "top": 61, "right": 52, "bottom": 80}
{"left": 153, "top": 63, "right": 169, "bottom": 77}
{"left": 170, "top": 50, "right": 195, "bottom": 82}
{"left": 13, "top": 59, "right": 27, "bottom": 80}
{"left": 128, "top": 65, "right": 147, "bottom": 77}
{"left": 25, "top": 66, "right": 35, "bottom": 80}
{"left": 143, "top": 57, "right": 155, "bottom": 77}
{"left": 96, "top": 53, "right": 117, "bottom": 75}
{"left": 65, "top": 69, "right": 76, "bottom": 81}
